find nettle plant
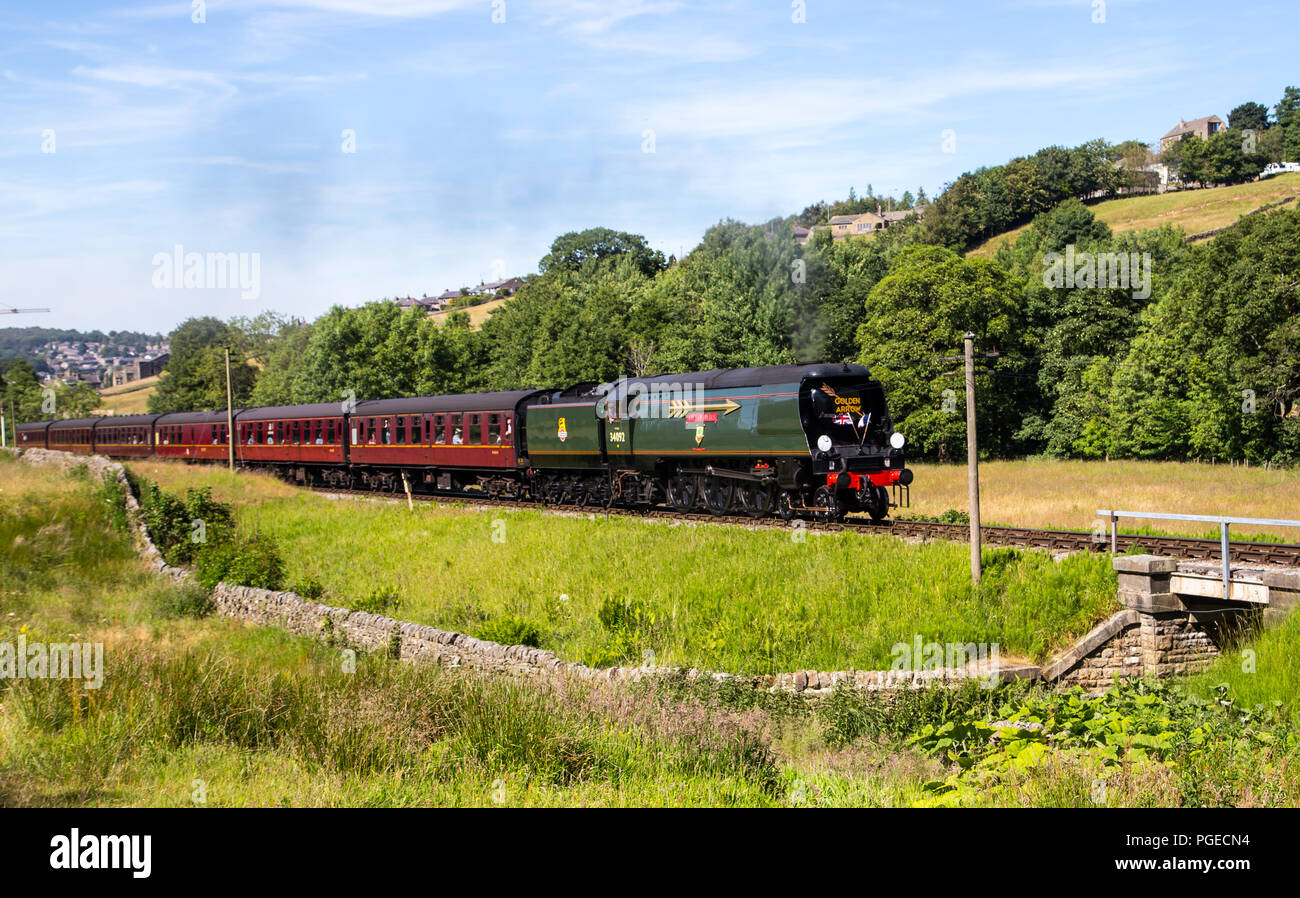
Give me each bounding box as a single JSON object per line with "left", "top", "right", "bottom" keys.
{"left": 907, "top": 678, "right": 1296, "bottom": 806}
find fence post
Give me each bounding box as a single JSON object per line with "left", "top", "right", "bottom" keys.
{"left": 1221, "top": 521, "right": 1231, "bottom": 599}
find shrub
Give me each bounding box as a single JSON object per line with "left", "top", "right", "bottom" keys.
{"left": 293, "top": 576, "right": 325, "bottom": 600}
{"left": 138, "top": 483, "right": 236, "bottom": 566}
{"left": 477, "top": 615, "right": 544, "bottom": 648}
{"left": 152, "top": 582, "right": 215, "bottom": 619}
{"left": 195, "top": 532, "right": 285, "bottom": 591}
{"left": 353, "top": 587, "right": 402, "bottom": 616}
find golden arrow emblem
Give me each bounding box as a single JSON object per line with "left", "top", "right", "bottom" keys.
{"left": 667, "top": 398, "right": 742, "bottom": 418}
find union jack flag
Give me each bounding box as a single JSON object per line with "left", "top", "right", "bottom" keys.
{"left": 832, "top": 413, "right": 853, "bottom": 425}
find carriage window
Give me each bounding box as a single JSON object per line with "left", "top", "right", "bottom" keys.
{"left": 487, "top": 414, "right": 501, "bottom": 444}
{"left": 326, "top": 419, "right": 336, "bottom": 444}
{"left": 468, "top": 414, "right": 481, "bottom": 445}
{"left": 435, "top": 415, "right": 446, "bottom": 444}
{"left": 396, "top": 416, "right": 407, "bottom": 444}
{"left": 450, "top": 414, "right": 464, "bottom": 445}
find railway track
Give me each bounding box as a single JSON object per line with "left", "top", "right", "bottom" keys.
{"left": 307, "top": 484, "right": 1300, "bottom": 567}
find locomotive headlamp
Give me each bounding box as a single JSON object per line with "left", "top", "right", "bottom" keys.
{"left": 889, "top": 432, "right": 906, "bottom": 450}
{"left": 816, "top": 434, "right": 832, "bottom": 453}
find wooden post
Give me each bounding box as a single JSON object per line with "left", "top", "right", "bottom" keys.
{"left": 964, "top": 332, "right": 981, "bottom": 586}
{"left": 225, "top": 348, "right": 235, "bottom": 472}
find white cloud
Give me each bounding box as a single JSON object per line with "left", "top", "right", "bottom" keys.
{"left": 627, "top": 58, "right": 1180, "bottom": 142}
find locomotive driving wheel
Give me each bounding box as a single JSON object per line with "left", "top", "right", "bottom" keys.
{"left": 666, "top": 474, "right": 699, "bottom": 512}
{"left": 737, "top": 482, "right": 775, "bottom": 519}
{"left": 702, "top": 477, "right": 735, "bottom": 516}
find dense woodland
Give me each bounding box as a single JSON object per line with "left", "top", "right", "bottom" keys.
{"left": 5, "top": 88, "right": 1299, "bottom": 466}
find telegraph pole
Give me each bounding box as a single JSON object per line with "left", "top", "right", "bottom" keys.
{"left": 964, "top": 332, "right": 982, "bottom": 585}
{"left": 225, "top": 348, "right": 235, "bottom": 472}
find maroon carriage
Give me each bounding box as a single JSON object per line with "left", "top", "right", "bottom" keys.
{"left": 349, "top": 390, "right": 544, "bottom": 495}
{"left": 234, "top": 402, "right": 348, "bottom": 484}
{"left": 16, "top": 421, "right": 49, "bottom": 449}
{"left": 46, "top": 418, "right": 99, "bottom": 455}
{"left": 93, "top": 414, "right": 159, "bottom": 458}
{"left": 153, "top": 410, "right": 236, "bottom": 462}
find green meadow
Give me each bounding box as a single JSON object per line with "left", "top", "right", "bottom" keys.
{"left": 131, "top": 461, "right": 1119, "bottom": 673}
{"left": 2, "top": 454, "right": 1297, "bottom": 807}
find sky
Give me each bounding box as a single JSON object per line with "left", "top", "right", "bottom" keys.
{"left": 1, "top": 0, "right": 1295, "bottom": 333}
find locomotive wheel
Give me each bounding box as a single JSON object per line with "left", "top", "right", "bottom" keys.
{"left": 865, "top": 485, "right": 890, "bottom": 521}
{"left": 666, "top": 475, "right": 698, "bottom": 512}
{"left": 775, "top": 489, "right": 796, "bottom": 521}
{"left": 811, "top": 485, "right": 844, "bottom": 523}
{"left": 737, "top": 482, "right": 775, "bottom": 519}
{"left": 702, "top": 478, "right": 735, "bottom": 516}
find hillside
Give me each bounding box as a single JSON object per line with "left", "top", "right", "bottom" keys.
{"left": 97, "top": 375, "right": 158, "bottom": 415}
{"left": 427, "top": 297, "right": 507, "bottom": 330}
{"left": 965, "top": 172, "right": 1300, "bottom": 259}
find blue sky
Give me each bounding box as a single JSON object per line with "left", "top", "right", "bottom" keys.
{"left": 2, "top": 0, "right": 1295, "bottom": 332}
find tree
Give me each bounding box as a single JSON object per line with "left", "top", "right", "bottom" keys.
{"left": 1276, "top": 86, "right": 1300, "bottom": 162}
{"left": 538, "top": 228, "right": 667, "bottom": 278}
{"left": 148, "top": 317, "right": 256, "bottom": 413}
{"left": 1109, "top": 207, "right": 1300, "bottom": 464}
{"left": 1, "top": 359, "right": 44, "bottom": 438}
{"left": 855, "top": 246, "right": 1032, "bottom": 460}
{"left": 249, "top": 321, "right": 313, "bottom": 406}
{"left": 1228, "top": 101, "right": 1270, "bottom": 133}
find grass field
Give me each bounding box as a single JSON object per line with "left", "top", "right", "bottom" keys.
{"left": 907, "top": 459, "right": 1300, "bottom": 542}
{"left": 3, "top": 454, "right": 1297, "bottom": 807}
{"left": 96, "top": 375, "right": 159, "bottom": 416}
{"left": 427, "top": 297, "right": 507, "bottom": 330}
{"left": 965, "top": 172, "right": 1300, "bottom": 258}
{"left": 126, "top": 460, "right": 1119, "bottom": 673}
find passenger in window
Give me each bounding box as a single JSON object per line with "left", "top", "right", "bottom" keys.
{"left": 452, "top": 428, "right": 463, "bottom": 445}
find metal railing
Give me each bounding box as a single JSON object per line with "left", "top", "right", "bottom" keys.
{"left": 1098, "top": 509, "right": 1300, "bottom": 598}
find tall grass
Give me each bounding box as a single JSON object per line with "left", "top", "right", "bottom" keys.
{"left": 226, "top": 493, "right": 1118, "bottom": 673}
{"left": 3, "top": 455, "right": 1295, "bottom": 807}
{"left": 908, "top": 458, "right": 1300, "bottom": 540}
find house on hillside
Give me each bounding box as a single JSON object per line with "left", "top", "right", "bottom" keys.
{"left": 468, "top": 277, "right": 524, "bottom": 297}
{"left": 394, "top": 294, "right": 447, "bottom": 313}
{"left": 1160, "top": 115, "right": 1225, "bottom": 151}
{"left": 820, "top": 205, "right": 926, "bottom": 241}
{"left": 105, "top": 352, "right": 169, "bottom": 388}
